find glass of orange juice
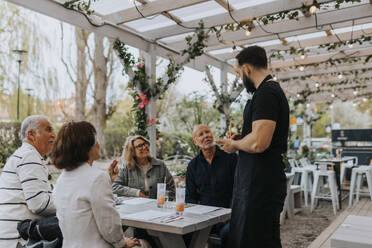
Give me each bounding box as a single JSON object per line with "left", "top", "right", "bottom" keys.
{"left": 157, "top": 183, "right": 166, "bottom": 208}
{"left": 176, "top": 187, "right": 185, "bottom": 215}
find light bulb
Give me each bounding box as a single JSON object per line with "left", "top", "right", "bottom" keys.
{"left": 299, "top": 66, "right": 305, "bottom": 71}
{"left": 363, "top": 98, "right": 367, "bottom": 102}
{"left": 353, "top": 90, "right": 358, "bottom": 96}
{"left": 245, "top": 30, "right": 251, "bottom": 36}
{"left": 330, "top": 105, "right": 333, "bottom": 109}
{"left": 300, "top": 54, "right": 306, "bottom": 60}
{"left": 337, "top": 74, "right": 343, "bottom": 79}
{"left": 315, "top": 83, "right": 319, "bottom": 88}
{"left": 309, "top": 5, "right": 317, "bottom": 14}
{"left": 297, "top": 93, "right": 301, "bottom": 98}
{"left": 273, "top": 76, "right": 277, "bottom": 81}
{"left": 348, "top": 42, "right": 354, "bottom": 48}
{"left": 306, "top": 103, "right": 310, "bottom": 108}
{"left": 331, "top": 94, "right": 335, "bottom": 98}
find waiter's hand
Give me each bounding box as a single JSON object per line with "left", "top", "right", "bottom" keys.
{"left": 108, "top": 160, "right": 119, "bottom": 183}
{"left": 215, "top": 138, "right": 237, "bottom": 153}
{"left": 225, "top": 131, "right": 241, "bottom": 140}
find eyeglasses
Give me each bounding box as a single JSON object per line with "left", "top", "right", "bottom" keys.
{"left": 134, "top": 142, "right": 149, "bottom": 150}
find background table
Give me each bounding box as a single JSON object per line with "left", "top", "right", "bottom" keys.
{"left": 116, "top": 198, "right": 231, "bottom": 248}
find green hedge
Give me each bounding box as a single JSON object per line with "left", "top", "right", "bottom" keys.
{"left": 0, "top": 122, "right": 21, "bottom": 167}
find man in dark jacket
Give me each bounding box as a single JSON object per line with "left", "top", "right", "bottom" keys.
{"left": 186, "top": 125, "right": 237, "bottom": 247}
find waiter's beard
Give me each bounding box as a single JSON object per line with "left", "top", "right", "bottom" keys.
{"left": 243, "top": 73, "right": 256, "bottom": 94}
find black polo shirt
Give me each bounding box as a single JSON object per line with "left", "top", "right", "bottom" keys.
{"left": 185, "top": 146, "right": 237, "bottom": 208}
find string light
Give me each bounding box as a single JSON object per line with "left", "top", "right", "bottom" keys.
{"left": 331, "top": 94, "right": 335, "bottom": 98}
{"left": 306, "top": 103, "right": 310, "bottom": 108}
{"left": 297, "top": 93, "right": 301, "bottom": 98}
{"left": 309, "top": 5, "right": 317, "bottom": 14}
{"left": 299, "top": 66, "right": 305, "bottom": 71}
{"left": 337, "top": 74, "right": 343, "bottom": 79}
{"left": 353, "top": 90, "right": 358, "bottom": 96}
{"left": 348, "top": 41, "right": 354, "bottom": 48}
{"left": 363, "top": 98, "right": 367, "bottom": 102}
{"left": 330, "top": 105, "right": 333, "bottom": 109}
{"left": 315, "top": 83, "right": 319, "bottom": 88}
{"left": 300, "top": 54, "right": 306, "bottom": 60}
{"left": 245, "top": 28, "right": 251, "bottom": 36}
{"left": 273, "top": 76, "right": 277, "bottom": 81}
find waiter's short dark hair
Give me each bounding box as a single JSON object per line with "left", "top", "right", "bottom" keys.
{"left": 236, "top": 46, "right": 268, "bottom": 69}
{"left": 52, "top": 121, "right": 96, "bottom": 171}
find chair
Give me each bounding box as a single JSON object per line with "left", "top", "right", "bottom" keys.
{"left": 280, "top": 173, "right": 295, "bottom": 224}
{"left": 349, "top": 165, "right": 372, "bottom": 207}
{"left": 340, "top": 157, "right": 358, "bottom": 187}
{"left": 311, "top": 162, "right": 339, "bottom": 215}
{"left": 290, "top": 159, "right": 313, "bottom": 207}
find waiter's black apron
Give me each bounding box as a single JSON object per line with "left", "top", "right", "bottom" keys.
{"left": 228, "top": 82, "right": 287, "bottom": 248}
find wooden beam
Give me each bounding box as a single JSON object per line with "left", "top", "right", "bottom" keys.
{"left": 212, "top": 26, "right": 372, "bottom": 61}
{"left": 277, "top": 62, "right": 372, "bottom": 80}
{"left": 6, "top": 0, "right": 234, "bottom": 73}
{"left": 144, "top": 0, "right": 335, "bottom": 39}
{"left": 167, "top": 4, "right": 372, "bottom": 50}
{"left": 203, "top": 16, "right": 372, "bottom": 52}
{"left": 270, "top": 46, "right": 372, "bottom": 68}
{"left": 214, "top": 0, "right": 234, "bottom": 11}
{"left": 104, "top": 0, "right": 209, "bottom": 24}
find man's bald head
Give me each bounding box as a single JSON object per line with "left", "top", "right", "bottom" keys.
{"left": 192, "top": 125, "right": 215, "bottom": 150}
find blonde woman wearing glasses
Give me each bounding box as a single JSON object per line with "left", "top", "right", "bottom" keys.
{"left": 112, "top": 135, "right": 175, "bottom": 199}
{"left": 112, "top": 135, "right": 175, "bottom": 248}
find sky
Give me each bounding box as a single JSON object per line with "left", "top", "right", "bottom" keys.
{"left": 2, "top": 2, "right": 229, "bottom": 105}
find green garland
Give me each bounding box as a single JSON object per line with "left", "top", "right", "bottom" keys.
{"left": 63, "top": 0, "right": 97, "bottom": 15}
{"left": 114, "top": 21, "right": 208, "bottom": 136}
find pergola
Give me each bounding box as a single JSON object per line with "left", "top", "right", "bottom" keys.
{"left": 5, "top": 0, "right": 372, "bottom": 153}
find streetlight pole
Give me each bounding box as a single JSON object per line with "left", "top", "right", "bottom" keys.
{"left": 12, "top": 49, "right": 28, "bottom": 121}
{"left": 25, "top": 88, "right": 33, "bottom": 116}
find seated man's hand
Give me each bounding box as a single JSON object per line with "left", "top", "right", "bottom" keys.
{"left": 108, "top": 160, "right": 119, "bottom": 183}
{"left": 215, "top": 139, "right": 237, "bottom": 154}
{"left": 124, "top": 237, "right": 140, "bottom": 248}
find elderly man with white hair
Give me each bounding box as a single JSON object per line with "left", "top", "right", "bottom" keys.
{"left": 0, "top": 115, "right": 56, "bottom": 247}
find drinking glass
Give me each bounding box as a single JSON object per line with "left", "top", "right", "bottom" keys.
{"left": 157, "top": 183, "right": 166, "bottom": 208}
{"left": 176, "top": 187, "right": 185, "bottom": 215}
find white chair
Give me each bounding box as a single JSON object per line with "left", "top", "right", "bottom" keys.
{"left": 340, "top": 157, "right": 358, "bottom": 187}
{"left": 349, "top": 166, "right": 372, "bottom": 207}
{"left": 290, "top": 159, "right": 314, "bottom": 207}
{"left": 311, "top": 162, "right": 339, "bottom": 215}
{"left": 280, "top": 173, "right": 295, "bottom": 225}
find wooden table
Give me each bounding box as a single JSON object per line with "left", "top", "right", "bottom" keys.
{"left": 116, "top": 198, "right": 231, "bottom": 248}
{"left": 331, "top": 215, "right": 372, "bottom": 248}
{"left": 315, "top": 157, "right": 356, "bottom": 209}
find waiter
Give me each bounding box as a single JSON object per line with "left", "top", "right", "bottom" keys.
{"left": 216, "top": 46, "right": 289, "bottom": 248}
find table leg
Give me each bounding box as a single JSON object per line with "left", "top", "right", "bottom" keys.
{"left": 333, "top": 162, "right": 342, "bottom": 209}
{"left": 147, "top": 230, "right": 186, "bottom": 248}
{"left": 189, "top": 226, "right": 213, "bottom": 248}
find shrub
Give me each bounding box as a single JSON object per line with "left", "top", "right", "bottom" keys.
{"left": 0, "top": 122, "right": 21, "bottom": 167}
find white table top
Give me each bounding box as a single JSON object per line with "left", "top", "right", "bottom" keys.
{"left": 331, "top": 215, "right": 372, "bottom": 248}
{"left": 116, "top": 197, "right": 231, "bottom": 235}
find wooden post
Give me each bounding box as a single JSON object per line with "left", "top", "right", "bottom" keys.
{"left": 140, "top": 45, "right": 157, "bottom": 157}
{"left": 220, "top": 64, "right": 228, "bottom": 135}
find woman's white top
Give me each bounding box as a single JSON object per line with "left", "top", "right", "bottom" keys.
{"left": 53, "top": 163, "right": 125, "bottom": 248}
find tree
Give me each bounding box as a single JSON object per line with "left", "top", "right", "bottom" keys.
{"left": 91, "top": 34, "right": 117, "bottom": 157}
{"left": 204, "top": 66, "right": 243, "bottom": 135}
{"left": 60, "top": 24, "right": 92, "bottom": 121}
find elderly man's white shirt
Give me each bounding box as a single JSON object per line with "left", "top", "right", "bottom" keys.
{"left": 0, "top": 142, "right": 55, "bottom": 247}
